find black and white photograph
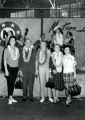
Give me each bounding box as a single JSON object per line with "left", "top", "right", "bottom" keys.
{"left": 0, "top": 0, "right": 85, "bottom": 120}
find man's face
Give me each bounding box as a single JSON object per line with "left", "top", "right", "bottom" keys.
{"left": 41, "top": 34, "right": 45, "bottom": 41}
{"left": 25, "top": 39, "right": 32, "bottom": 48}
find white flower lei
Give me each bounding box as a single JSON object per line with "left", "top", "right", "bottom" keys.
{"left": 8, "top": 45, "right": 19, "bottom": 60}
{"left": 23, "top": 46, "right": 33, "bottom": 62}
{"left": 39, "top": 50, "right": 45, "bottom": 63}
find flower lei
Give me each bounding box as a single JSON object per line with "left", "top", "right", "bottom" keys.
{"left": 23, "top": 46, "right": 33, "bottom": 62}
{"left": 37, "top": 48, "right": 47, "bottom": 65}
{"left": 8, "top": 45, "right": 19, "bottom": 60}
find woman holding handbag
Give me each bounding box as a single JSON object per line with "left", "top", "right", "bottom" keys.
{"left": 4, "top": 36, "right": 19, "bottom": 105}
{"left": 63, "top": 45, "right": 77, "bottom": 106}
{"left": 51, "top": 44, "right": 64, "bottom": 103}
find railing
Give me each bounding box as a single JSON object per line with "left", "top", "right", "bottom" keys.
{"left": 0, "top": 2, "right": 85, "bottom": 18}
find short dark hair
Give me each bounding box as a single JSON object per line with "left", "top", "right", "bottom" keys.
{"left": 40, "top": 33, "right": 45, "bottom": 38}
{"left": 8, "top": 36, "right": 16, "bottom": 45}
{"left": 67, "top": 31, "right": 73, "bottom": 37}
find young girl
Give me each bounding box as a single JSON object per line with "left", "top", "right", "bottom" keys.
{"left": 51, "top": 44, "right": 64, "bottom": 103}
{"left": 63, "top": 45, "right": 77, "bottom": 106}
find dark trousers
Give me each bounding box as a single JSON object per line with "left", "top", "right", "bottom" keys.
{"left": 23, "top": 70, "right": 35, "bottom": 99}
{"left": 6, "top": 65, "right": 18, "bottom": 97}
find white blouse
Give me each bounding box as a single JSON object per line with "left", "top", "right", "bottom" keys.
{"left": 63, "top": 54, "right": 77, "bottom": 73}
{"left": 52, "top": 51, "right": 63, "bottom": 73}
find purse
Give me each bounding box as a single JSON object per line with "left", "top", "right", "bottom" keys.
{"left": 46, "top": 77, "right": 54, "bottom": 89}
{"left": 15, "top": 70, "right": 23, "bottom": 89}
{"left": 15, "top": 80, "right": 23, "bottom": 89}
{"left": 68, "top": 79, "right": 81, "bottom": 97}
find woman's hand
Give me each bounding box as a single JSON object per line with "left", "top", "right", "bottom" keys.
{"left": 35, "top": 69, "right": 39, "bottom": 76}
{"left": 5, "top": 70, "right": 9, "bottom": 76}
{"left": 53, "top": 70, "right": 57, "bottom": 74}
{"left": 49, "top": 72, "right": 53, "bottom": 79}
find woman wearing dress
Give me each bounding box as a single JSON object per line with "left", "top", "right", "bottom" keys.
{"left": 37, "top": 41, "right": 53, "bottom": 103}
{"left": 51, "top": 44, "right": 64, "bottom": 103}
{"left": 4, "top": 36, "right": 19, "bottom": 105}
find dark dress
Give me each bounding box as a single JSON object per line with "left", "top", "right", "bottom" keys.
{"left": 49, "top": 57, "right": 64, "bottom": 91}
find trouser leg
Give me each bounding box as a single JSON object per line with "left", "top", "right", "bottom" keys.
{"left": 29, "top": 72, "right": 35, "bottom": 98}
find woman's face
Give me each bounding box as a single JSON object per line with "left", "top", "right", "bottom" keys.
{"left": 66, "top": 32, "right": 70, "bottom": 38}
{"left": 55, "top": 28, "right": 60, "bottom": 34}
{"left": 25, "top": 39, "right": 31, "bottom": 48}
{"left": 53, "top": 35, "right": 57, "bottom": 44}
{"left": 54, "top": 45, "right": 60, "bottom": 52}
{"left": 64, "top": 47, "right": 70, "bottom": 55}
{"left": 8, "top": 31, "right": 13, "bottom": 37}
{"left": 10, "top": 38, "right": 16, "bottom": 46}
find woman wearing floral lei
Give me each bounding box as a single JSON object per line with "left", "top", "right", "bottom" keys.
{"left": 4, "top": 36, "right": 19, "bottom": 105}
{"left": 37, "top": 41, "right": 53, "bottom": 103}
{"left": 22, "top": 38, "right": 37, "bottom": 102}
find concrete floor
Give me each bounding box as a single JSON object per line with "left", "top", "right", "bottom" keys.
{"left": 0, "top": 97, "right": 85, "bottom": 120}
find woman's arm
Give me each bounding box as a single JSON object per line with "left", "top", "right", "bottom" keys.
{"left": 4, "top": 48, "right": 9, "bottom": 76}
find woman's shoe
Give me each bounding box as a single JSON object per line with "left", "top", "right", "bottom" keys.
{"left": 56, "top": 98, "right": 60, "bottom": 103}
{"left": 12, "top": 98, "right": 17, "bottom": 103}
{"left": 8, "top": 99, "right": 12, "bottom": 105}
{"left": 49, "top": 98, "right": 53, "bottom": 102}
{"left": 40, "top": 98, "right": 44, "bottom": 103}
{"left": 53, "top": 99, "right": 57, "bottom": 104}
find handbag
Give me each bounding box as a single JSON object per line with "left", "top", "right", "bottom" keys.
{"left": 15, "top": 80, "right": 23, "bottom": 89}
{"left": 15, "top": 70, "right": 23, "bottom": 89}
{"left": 46, "top": 77, "right": 54, "bottom": 89}
{"left": 68, "top": 79, "right": 81, "bottom": 97}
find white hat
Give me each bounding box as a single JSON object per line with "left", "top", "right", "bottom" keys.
{"left": 53, "top": 25, "right": 60, "bottom": 31}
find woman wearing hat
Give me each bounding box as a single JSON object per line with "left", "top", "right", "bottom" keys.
{"left": 53, "top": 26, "right": 64, "bottom": 47}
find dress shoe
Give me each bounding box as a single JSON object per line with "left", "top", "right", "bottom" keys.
{"left": 22, "top": 98, "right": 27, "bottom": 102}
{"left": 29, "top": 98, "right": 34, "bottom": 102}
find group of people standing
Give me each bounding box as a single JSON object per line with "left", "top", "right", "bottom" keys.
{"left": 1, "top": 26, "right": 77, "bottom": 107}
